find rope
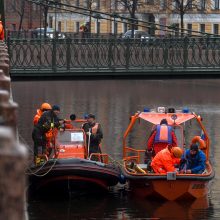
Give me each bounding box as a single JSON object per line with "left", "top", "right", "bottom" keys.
{"left": 25, "top": 154, "right": 59, "bottom": 177}
{"left": 107, "top": 155, "right": 124, "bottom": 168}
{"left": 26, "top": 157, "right": 58, "bottom": 177}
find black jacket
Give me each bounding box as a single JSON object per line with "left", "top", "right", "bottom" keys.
{"left": 82, "top": 122, "right": 103, "bottom": 146}
{"left": 36, "top": 110, "right": 61, "bottom": 133}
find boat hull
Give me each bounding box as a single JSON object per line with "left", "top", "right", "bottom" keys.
{"left": 123, "top": 171, "right": 214, "bottom": 201}
{"left": 28, "top": 158, "right": 120, "bottom": 196}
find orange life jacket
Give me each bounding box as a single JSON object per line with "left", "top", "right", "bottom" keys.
{"left": 92, "top": 123, "right": 99, "bottom": 134}
{"left": 33, "top": 109, "right": 43, "bottom": 125}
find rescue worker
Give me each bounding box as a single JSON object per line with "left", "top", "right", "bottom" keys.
{"left": 0, "top": 21, "right": 4, "bottom": 40}
{"left": 180, "top": 143, "right": 206, "bottom": 174}
{"left": 32, "top": 105, "right": 64, "bottom": 164}
{"left": 147, "top": 118, "right": 177, "bottom": 155}
{"left": 33, "top": 102, "right": 52, "bottom": 125}
{"left": 151, "top": 146, "right": 183, "bottom": 174}
{"left": 82, "top": 114, "right": 103, "bottom": 156}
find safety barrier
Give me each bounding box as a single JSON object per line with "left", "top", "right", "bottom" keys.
{"left": 8, "top": 37, "right": 220, "bottom": 77}
{"left": 0, "top": 41, "right": 27, "bottom": 220}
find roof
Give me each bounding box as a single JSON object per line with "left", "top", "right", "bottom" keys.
{"left": 138, "top": 112, "right": 195, "bottom": 125}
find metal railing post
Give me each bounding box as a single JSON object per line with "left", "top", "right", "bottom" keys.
{"left": 66, "top": 37, "right": 71, "bottom": 71}
{"left": 163, "top": 38, "right": 168, "bottom": 68}
{"left": 125, "top": 39, "right": 130, "bottom": 70}
{"left": 183, "top": 36, "right": 189, "bottom": 69}
{"left": 52, "top": 39, "right": 57, "bottom": 72}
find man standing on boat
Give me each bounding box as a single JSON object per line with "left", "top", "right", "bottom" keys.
{"left": 147, "top": 118, "right": 177, "bottom": 155}
{"left": 179, "top": 143, "right": 206, "bottom": 174}
{"left": 82, "top": 114, "right": 103, "bottom": 156}
{"left": 32, "top": 105, "right": 64, "bottom": 164}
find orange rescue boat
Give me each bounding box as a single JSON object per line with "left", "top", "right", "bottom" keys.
{"left": 122, "top": 107, "right": 214, "bottom": 201}
{"left": 28, "top": 120, "right": 120, "bottom": 197}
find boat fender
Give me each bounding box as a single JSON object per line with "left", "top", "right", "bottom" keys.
{"left": 119, "top": 174, "right": 126, "bottom": 184}
{"left": 191, "top": 136, "right": 206, "bottom": 150}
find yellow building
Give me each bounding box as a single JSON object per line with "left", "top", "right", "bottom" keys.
{"left": 48, "top": 0, "right": 220, "bottom": 36}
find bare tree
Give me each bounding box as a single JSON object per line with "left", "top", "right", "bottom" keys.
{"left": 87, "top": 0, "right": 95, "bottom": 33}
{"left": 116, "top": 0, "right": 142, "bottom": 37}
{"left": 160, "top": 0, "right": 214, "bottom": 36}
{"left": 9, "top": 0, "right": 26, "bottom": 33}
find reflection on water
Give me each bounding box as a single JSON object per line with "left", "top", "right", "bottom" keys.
{"left": 12, "top": 79, "right": 220, "bottom": 219}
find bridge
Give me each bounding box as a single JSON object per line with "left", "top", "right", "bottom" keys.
{"left": 8, "top": 37, "right": 220, "bottom": 77}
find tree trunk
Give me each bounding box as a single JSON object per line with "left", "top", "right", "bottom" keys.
{"left": 180, "top": 7, "right": 184, "bottom": 37}
{"left": 44, "top": 6, "right": 49, "bottom": 38}
{"left": 18, "top": 3, "right": 25, "bottom": 38}
{"left": 130, "top": 0, "right": 137, "bottom": 38}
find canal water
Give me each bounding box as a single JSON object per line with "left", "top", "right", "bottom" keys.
{"left": 12, "top": 79, "right": 220, "bottom": 220}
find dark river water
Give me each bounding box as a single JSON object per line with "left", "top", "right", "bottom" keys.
{"left": 12, "top": 78, "right": 220, "bottom": 220}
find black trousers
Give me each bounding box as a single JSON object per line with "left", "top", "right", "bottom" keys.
{"left": 32, "top": 127, "right": 47, "bottom": 157}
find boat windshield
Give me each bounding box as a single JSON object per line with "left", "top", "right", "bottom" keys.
{"left": 57, "top": 130, "right": 85, "bottom": 145}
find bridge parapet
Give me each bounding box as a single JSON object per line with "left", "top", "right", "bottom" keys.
{"left": 8, "top": 37, "right": 220, "bottom": 76}
{"left": 0, "top": 41, "right": 27, "bottom": 220}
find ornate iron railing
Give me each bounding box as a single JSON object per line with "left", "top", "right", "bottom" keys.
{"left": 8, "top": 37, "right": 220, "bottom": 76}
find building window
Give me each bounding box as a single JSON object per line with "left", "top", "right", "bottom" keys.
{"left": 96, "top": 21, "right": 100, "bottom": 34}
{"left": 160, "top": 0, "right": 167, "bottom": 9}
{"left": 187, "top": 23, "right": 192, "bottom": 35}
{"left": 49, "top": 16, "right": 53, "bottom": 28}
{"left": 95, "top": 0, "right": 100, "bottom": 10}
{"left": 145, "top": 0, "right": 154, "bottom": 4}
{"left": 12, "top": 24, "right": 16, "bottom": 31}
{"left": 214, "top": 0, "right": 219, "bottom": 9}
{"left": 214, "top": 24, "right": 219, "bottom": 35}
{"left": 58, "top": 21, "right": 61, "bottom": 32}
{"left": 83, "top": 0, "right": 88, "bottom": 8}
{"left": 200, "top": 0, "right": 206, "bottom": 10}
{"left": 112, "top": 21, "right": 118, "bottom": 34}
{"left": 75, "top": 22, "right": 80, "bottom": 32}
{"left": 200, "top": 24, "right": 205, "bottom": 33}
{"left": 188, "top": 1, "right": 192, "bottom": 10}
{"left": 75, "top": 0, "right": 79, "bottom": 6}
{"left": 123, "top": 23, "right": 127, "bottom": 33}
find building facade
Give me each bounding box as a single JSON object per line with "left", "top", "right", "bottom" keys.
{"left": 3, "top": 0, "right": 220, "bottom": 36}
{"left": 47, "top": 0, "right": 220, "bottom": 36}
{"left": 4, "top": 0, "right": 41, "bottom": 31}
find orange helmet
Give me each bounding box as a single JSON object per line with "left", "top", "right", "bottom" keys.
{"left": 172, "top": 147, "right": 183, "bottom": 158}
{"left": 40, "top": 103, "right": 52, "bottom": 111}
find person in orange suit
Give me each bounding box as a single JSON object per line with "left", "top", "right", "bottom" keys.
{"left": 33, "top": 102, "right": 53, "bottom": 157}
{"left": 33, "top": 103, "right": 52, "bottom": 125}
{"left": 0, "top": 21, "right": 4, "bottom": 40}
{"left": 151, "top": 146, "right": 183, "bottom": 174}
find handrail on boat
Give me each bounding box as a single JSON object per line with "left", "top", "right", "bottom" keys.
{"left": 124, "top": 146, "right": 145, "bottom": 164}
{"left": 89, "top": 153, "right": 109, "bottom": 164}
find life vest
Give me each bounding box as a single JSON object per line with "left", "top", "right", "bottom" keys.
{"left": 33, "top": 109, "right": 42, "bottom": 125}
{"left": 154, "top": 125, "right": 172, "bottom": 144}
{"left": 91, "top": 123, "right": 99, "bottom": 134}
